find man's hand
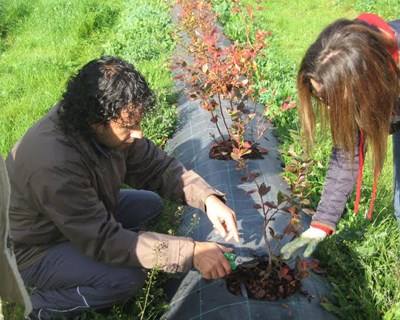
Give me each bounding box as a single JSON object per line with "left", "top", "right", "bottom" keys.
{"left": 205, "top": 195, "right": 239, "bottom": 242}
{"left": 193, "top": 241, "right": 233, "bottom": 279}
{"left": 280, "top": 226, "right": 327, "bottom": 260}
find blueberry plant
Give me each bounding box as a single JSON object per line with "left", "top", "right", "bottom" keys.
{"left": 228, "top": 171, "right": 323, "bottom": 301}
{"left": 175, "top": 0, "right": 268, "bottom": 168}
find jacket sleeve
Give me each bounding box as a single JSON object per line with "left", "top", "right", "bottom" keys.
{"left": 28, "top": 163, "right": 194, "bottom": 272}
{"left": 311, "top": 143, "right": 360, "bottom": 231}
{"left": 124, "top": 138, "right": 225, "bottom": 211}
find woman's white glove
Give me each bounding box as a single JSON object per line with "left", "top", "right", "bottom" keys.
{"left": 280, "top": 226, "right": 328, "bottom": 260}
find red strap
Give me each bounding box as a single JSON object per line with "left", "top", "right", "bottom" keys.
{"left": 354, "top": 130, "right": 364, "bottom": 214}
{"left": 357, "top": 13, "right": 399, "bottom": 63}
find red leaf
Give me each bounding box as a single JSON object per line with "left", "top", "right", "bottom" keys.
{"left": 253, "top": 204, "right": 262, "bottom": 209}
{"left": 297, "top": 259, "right": 309, "bottom": 272}
{"left": 264, "top": 201, "right": 277, "bottom": 208}
{"left": 210, "top": 115, "right": 218, "bottom": 123}
{"left": 287, "top": 206, "right": 297, "bottom": 216}
{"left": 230, "top": 152, "right": 241, "bottom": 161}
{"left": 173, "top": 74, "right": 185, "bottom": 80}
{"left": 246, "top": 5, "right": 254, "bottom": 19}
{"left": 258, "top": 183, "right": 271, "bottom": 196}
{"left": 257, "top": 147, "right": 268, "bottom": 154}
{"left": 232, "top": 147, "right": 240, "bottom": 154}
{"left": 269, "top": 227, "right": 282, "bottom": 240}
{"left": 259, "top": 88, "right": 268, "bottom": 94}
{"left": 283, "top": 219, "right": 301, "bottom": 236}
{"left": 243, "top": 141, "right": 252, "bottom": 149}
{"left": 299, "top": 258, "right": 326, "bottom": 275}
{"left": 278, "top": 266, "right": 290, "bottom": 279}
{"left": 248, "top": 172, "right": 260, "bottom": 182}
{"left": 242, "top": 171, "right": 260, "bottom": 183}
{"left": 281, "top": 100, "right": 297, "bottom": 111}
{"left": 268, "top": 226, "right": 275, "bottom": 238}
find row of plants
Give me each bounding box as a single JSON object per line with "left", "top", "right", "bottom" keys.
{"left": 212, "top": 0, "right": 400, "bottom": 319}
{"left": 175, "top": 0, "right": 269, "bottom": 166}
{"left": 175, "top": 0, "right": 325, "bottom": 303}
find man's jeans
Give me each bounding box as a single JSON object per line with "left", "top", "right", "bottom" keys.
{"left": 393, "top": 131, "right": 400, "bottom": 221}
{"left": 21, "top": 189, "right": 163, "bottom": 319}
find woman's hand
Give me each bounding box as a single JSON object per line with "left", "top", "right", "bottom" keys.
{"left": 280, "top": 226, "right": 328, "bottom": 260}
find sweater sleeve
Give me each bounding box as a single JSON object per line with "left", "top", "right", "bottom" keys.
{"left": 311, "top": 144, "right": 360, "bottom": 231}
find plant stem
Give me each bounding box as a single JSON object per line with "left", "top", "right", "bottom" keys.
{"left": 139, "top": 268, "right": 156, "bottom": 320}
{"left": 229, "top": 99, "right": 234, "bottom": 111}
{"left": 217, "top": 93, "right": 231, "bottom": 139}
{"left": 255, "top": 180, "right": 274, "bottom": 273}
{"left": 211, "top": 110, "right": 226, "bottom": 141}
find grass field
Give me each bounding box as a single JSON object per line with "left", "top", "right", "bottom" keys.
{"left": 213, "top": 0, "right": 400, "bottom": 319}
{"left": 0, "top": 0, "right": 177, "bottom": 156}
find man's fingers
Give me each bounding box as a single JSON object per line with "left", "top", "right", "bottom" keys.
{"left": 225, "top": 232, "right": 234, "bottom": 242}
{"left": 203, "top": 271, "right": 212, "bottom": 280}
{"left": 216, "top": 264, "right": 227, "bottom": 278}
{"left": 225, "top": 214, "right": 239, "bottom": 242}
{"left": 219, "top": 252, "right": 232, "bottom": 274}
{"left": 217, "top": 244, "right": 233, "bottom": 253}
{"left": 210, "top": 269, "right": 219, "bottom": 279}
{"left": 212, "top": 219, "right": 227, "bottom": 238}
{"left": 225, "top": 231, "right": 238, "bottom": 243}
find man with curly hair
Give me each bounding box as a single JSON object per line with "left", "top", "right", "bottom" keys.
{"left": 6, "top": 56, "right": 239, "bottom": 319}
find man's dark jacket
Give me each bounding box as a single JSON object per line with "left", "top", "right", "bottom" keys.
{"left": 6, "top": 105, "right": 222, "bottom": 273}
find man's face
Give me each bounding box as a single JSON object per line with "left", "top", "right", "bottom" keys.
{"left": 92, "top": 109, "right": 143, "bottom": 150}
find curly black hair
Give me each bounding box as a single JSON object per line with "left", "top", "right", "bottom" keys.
{"left": 58, "top": 56, "right": 155, "bottom": 137}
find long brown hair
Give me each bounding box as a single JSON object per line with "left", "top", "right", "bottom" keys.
{"left": 297, "top": 18, "right": 399, "bottom": 174}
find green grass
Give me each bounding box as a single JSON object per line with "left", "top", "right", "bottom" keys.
{"left": 213, "top": 0, "right": 400, "bottom": 319}
{"left": 1, "top": 0, "right": 181, "bottom": 319}
{"left": 103, "top": 0, "right": 178, "bottom": 146}
{"left": 0, "top": 0, "right": 178, "bottom": 156}
{"left": 0, "top": 0, "right": 122, "bottom": 156}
